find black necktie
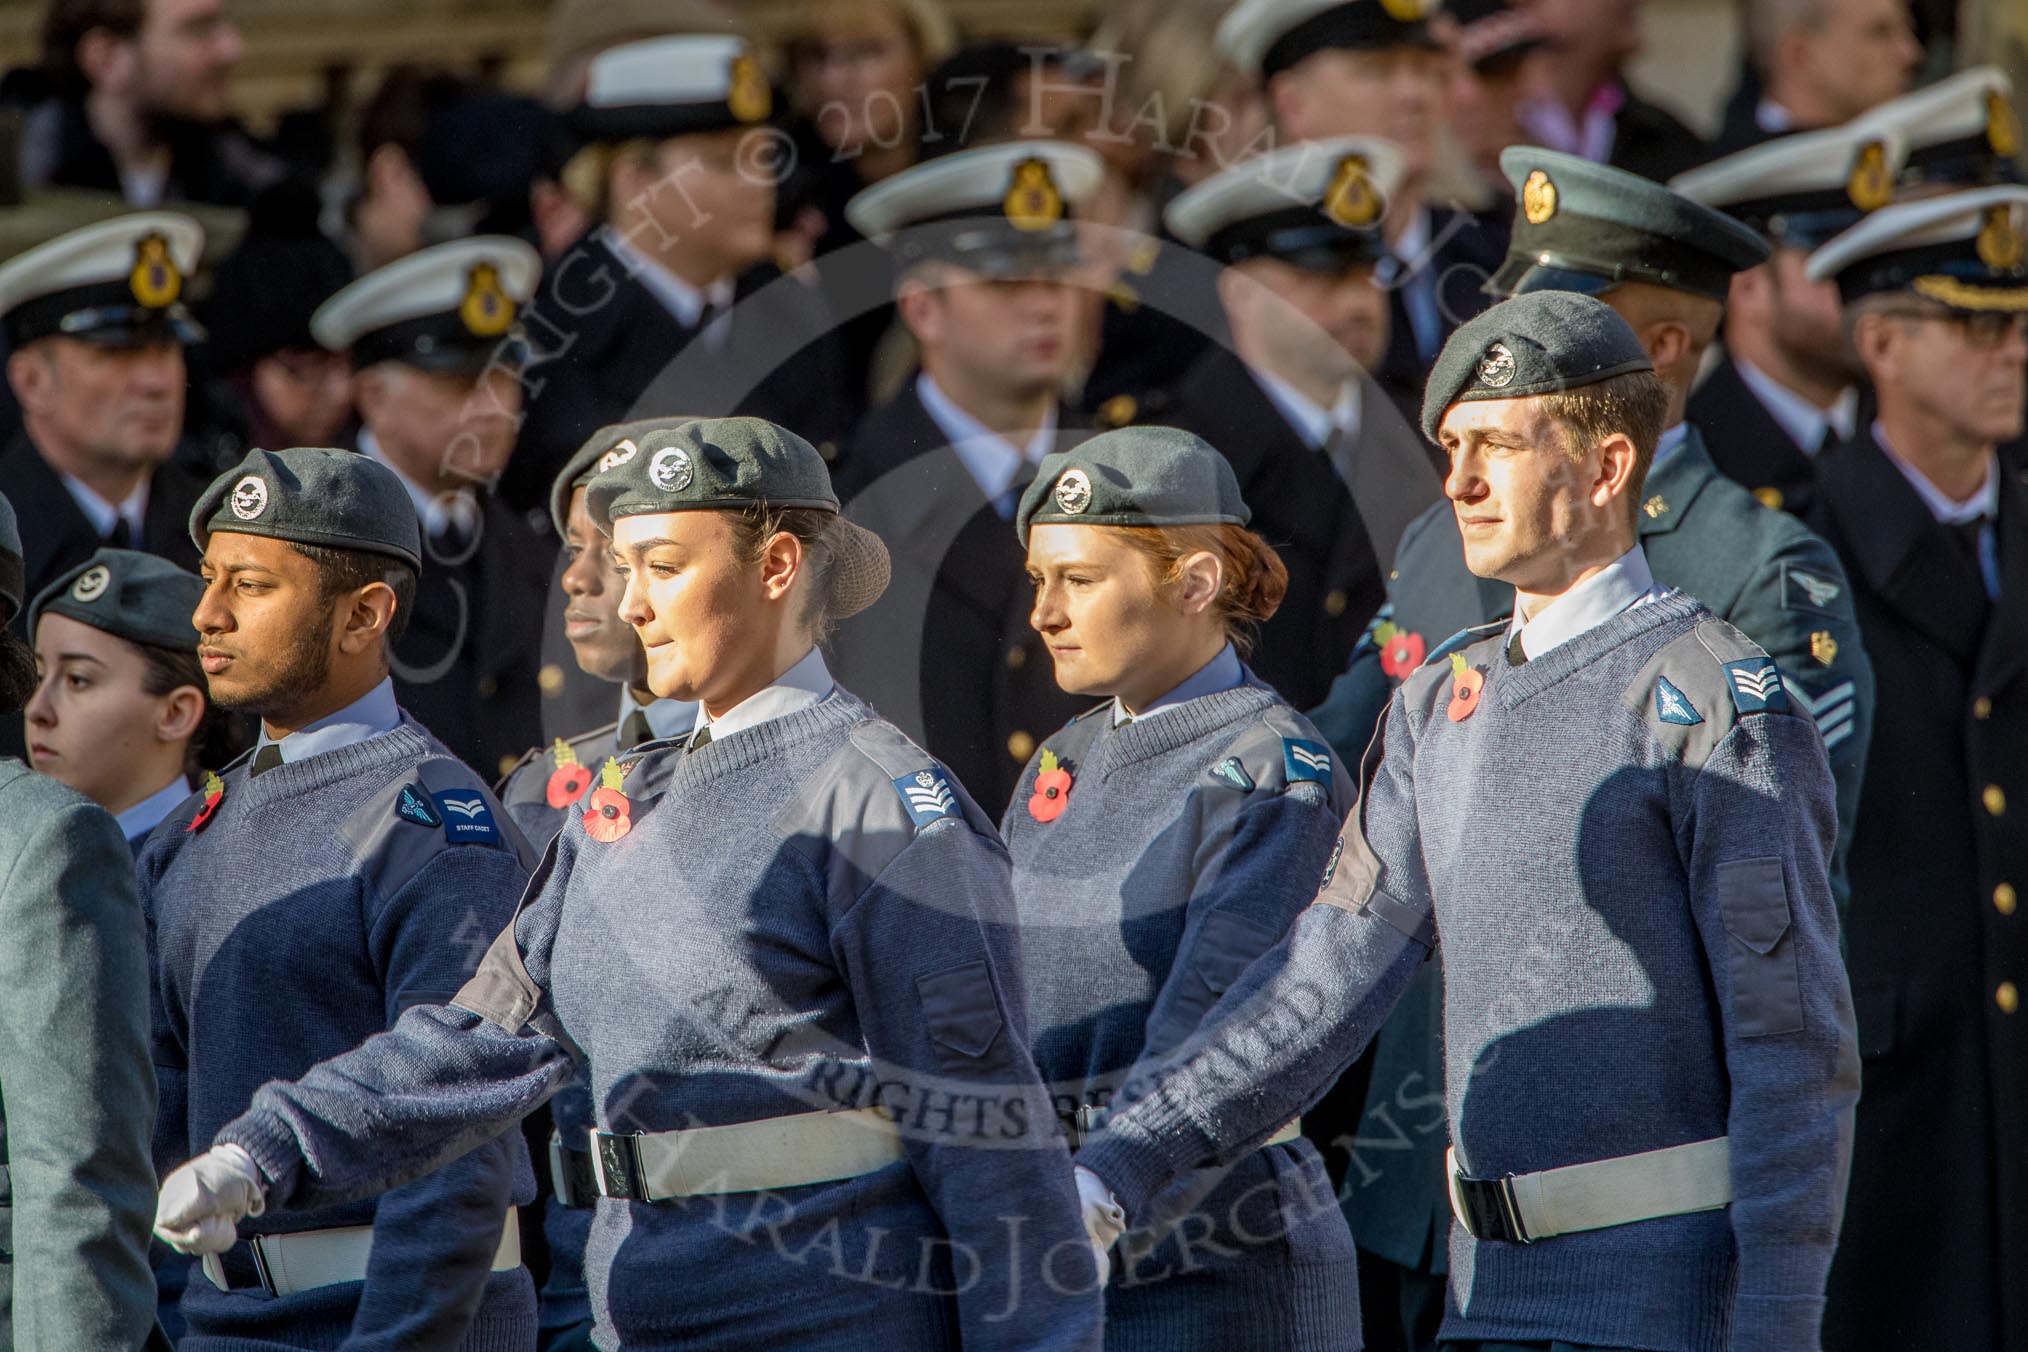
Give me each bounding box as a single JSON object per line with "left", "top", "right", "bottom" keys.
{"left": 618, "top": 710, "right": 654, "bottom": 750}
{"left": 994, "top": 459, "right": 1040, "bottom": 521}
{"left": 1952, "top": 517, "right": 1995, "bottom": 598}
{"left": 106, "top": 518, "right": 134, "bottom": 549}
{"left": 688, "top": 726, "right": 713, "bottom": 754}
{"left": 250, "top": 743, "right": 285, "bottom": 776}
{"left": 1507, "top": 632, "right": 1527, "bottom": 666}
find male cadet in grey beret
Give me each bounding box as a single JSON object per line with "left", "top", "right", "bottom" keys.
{"left": 1308, "top": 148, "right": 1874, "bottom": 1351}
{"left": 1075, "top": 290, "right": 1859, "bottom": 1352}
{"left": 1673, "top": 122, "right": 1908, "bottom": 514}
{"left": 148, "top": 445, "right": 540, "bottom": 1349}
{"left": 1800, "top": 185, "right": 2028, "bottom": 1352}
{"left": 830, "top": 139, "right": 1099, "bottom": 809}
{"left": 0, "top": 493, "right": 170, "bottom": 1350}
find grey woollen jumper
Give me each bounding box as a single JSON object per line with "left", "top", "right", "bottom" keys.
{"left": 139, "top": 719, "right": 538, "bottom": 1352}
{"left": 217, "top": 692, "right": 1103, "bottom": 1352}
{"left": 1004, "top": 680, "right": 1362, "bottom": 1351}
{"left": 1076, "top": 592, "right": 1861, "bottom": 1352}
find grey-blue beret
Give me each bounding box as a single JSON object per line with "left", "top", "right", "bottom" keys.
{"left": 1421, "top": 290, "right": 1654, "bottom": 443}
{"left": 28, "top": 548, "right": 202, "bottom": 651}
{"left": 190, "top": 447, "right": 423, "bottom": 570}
{"left": 1016, "top": 425, "right": 1250, "bottom": 547}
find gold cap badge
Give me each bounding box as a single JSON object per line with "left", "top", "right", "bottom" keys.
{"left": 1988, "top": 89, "right": 2020, "bottom": 159}
{"left": 728, "top": 54, "right": 772, "bottom": 124}
{"left": 1004, "top": 158, "right": 1065, "bottom": 232}
{"left": 129, "top": 234, "right": 181, "bottom": 308}
{"left": 1976, "top": 205, "right": 2023, "bottom": 273}
{"left": 1322, "top": 154, "right": 1383, "bottom": 228}
{"left": 459, "top": 263, "right": 516, "bottom": 337}
{"left": 1522, "top": 169, "right": 1557, "bottom": 226}
{"left": 1379, "top": 0, "right": 1430, "bottom": 20}
{"left": 1845, "top": 140, "right": 1893, "bottom": 213}
{"left": 1810, "top": 630, "right": 1839, "bottom": 666}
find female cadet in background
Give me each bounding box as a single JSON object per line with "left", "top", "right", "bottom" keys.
{"left": 1004, "top": 426, "right": 1361, "bottom": 1350}
{"left": 26, "top": 547, "right": 236, "bottom": 856}
{"left": 154, "top": 416, "right": 1103, "bottom": 1352}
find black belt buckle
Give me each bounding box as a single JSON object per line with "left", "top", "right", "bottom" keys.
{"left": 549, "top": 1130, "right": 600, "bottom": 1208}
{"left": 1453, "top": 1171, "right": 1530, "bottom": 1244}
{"left": 1062, "top": 1104, "right": 1106, "bottom": 1151}
{"left": 591, "top": 1131, "right": 646, "bottom": 1201}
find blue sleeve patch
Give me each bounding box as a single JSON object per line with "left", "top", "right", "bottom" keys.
{"left": 396, "top": 782, "right": 441, "bottom": 828}
{"left": 1654, "top": 675, "right": 1703, "bottom": 726}
{"left": 1724, "top": 658, "right": 1791, "bottom": 714}
{"left": 431, "top": 788, "right": 503, "bottom": 845}
{"left": 892, "top": 768, "right": 960, "bottom": 828}
{"left": 1282, "top": 738, "right": 1333, "bottom": 785}
{"left": 1784, "top": 675, "right": 1858, "bottom": 751}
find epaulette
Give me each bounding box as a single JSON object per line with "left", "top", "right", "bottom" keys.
{"left": 1623, "top": 617, "right": 1795, "bottom": 768}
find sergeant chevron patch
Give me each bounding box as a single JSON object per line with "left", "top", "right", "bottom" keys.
{"left": 893, "top": 768, "right": 960, "bottom": 828}
{"left": 1283, "top": 738, "right": 1333, "bottom": 785}
{"left": 1783, "top": 676, "right": 1858, "bottom": 751}
{"left": 1724, "top": 658, "right": 1791, "bottom": 715}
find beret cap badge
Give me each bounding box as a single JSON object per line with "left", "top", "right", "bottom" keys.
{"left": 1322, "top": 154, "right": 1383, "bottom": 229}
{"left": 229, "top": 475, "right": 270, "bottom": 521}
{"left": 129, "top": 233, "right": 182, "bottom": 308}
{"left": 1477, "top": 341, "right": 1517, "bottom": 388}
{"left": 459, "top": 263, "right": 516, "bottom": 338}
{"left": 1004, "top": 158, "right": 1066, "bottom": 233}
{"left": 1053, "top": 468, "right": 1093, "bottom": 515}
{"left": 649, "top": 445, "right": 694, "bottom": 493}
{"left": 70, "top": 565, "right": 110, "bottom": 602}
{"left": 1846, "top": 140, "right": 1893, "bottom": 213}
{"left": 1522, "top": 169, "right": 1557, "bottom": 225}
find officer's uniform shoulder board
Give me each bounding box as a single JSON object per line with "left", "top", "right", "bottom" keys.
{"left": 1623, "top": 618, "right": 1793, "bottom": 767}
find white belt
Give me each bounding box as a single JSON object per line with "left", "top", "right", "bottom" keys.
{"left": 1446, "top": 1137, "right": 1731, "bottom": 1244}
{"left": 590, "top": 1107, "right": 908, "bottom": 1201}
{"left": 201, "top": 1206, "right": 521, "bottom": 1296}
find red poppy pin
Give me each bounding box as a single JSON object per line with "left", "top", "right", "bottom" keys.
{"left": 582, "top": 759, "right": 632, "bottom": 843}
{"left": 187, "top": 770, "right": 225, "bottom": 833}
{"left": 545, "top": 738, "right": 593, "bottom": 808}
{"left": 1027, "top": 749, "right": 1073, "bottom": 823}
{"left": 1446, "top": 651, "right": 1485, "bottom": 722}
{"left": 1373, "top": 621, "right": 1426, "bottom": 680}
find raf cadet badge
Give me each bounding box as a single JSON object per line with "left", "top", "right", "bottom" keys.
{"left": 1322, "top": 154, "right": 1383, "bottom": 229}
{"left": 1209, "top": 757, "right": 1255, "bottom": 792}
{"left": 460, "top": 263, "right": 516, "bottom": 338}
{"left": 1371, "top": 620, "right": 1425, "bottom": 681}
{"left": 1478, "top": 342, "right": 1516, "bottom": 388}
{"left": 728, "top": 53, "right": 772, "bottom": 124}
{"left": 187, "top": 770, "right": 225, "bottom": 833}
{"left": 649, "top": 446, "right": 694, "bottom": 493}
{"left": 1990, "top": 89, "right": 2020, "bottom": 158}
{"left": 129, "top": 234, "right": 182, "bottom": 308}
{"left": 545, "top": 739, "right": 594, "bottom": 808}
{"left": 1977, "top": 206, "right": 2023, "bottom": 273}
{"left": 1446, "top": 651, "right": 1485, "bottom": 722}
{"left": 1845, "top": 140, "right": 1893, "bottom": 213}
{"left": 70, "top": 565, "right": 111, "bottom": 602}
{"left": 1027, "top": 749, "right": 1073, "bottom": 823}
{"left": 1054, "top": 468, "right": 1093, "bottom": 515}
{"left": 583, "top": 759, "right": 633, "bottom": 843}
{"left": 1654, "top": 675, "right": 1703, "bottom": 726}
{"left": 1522, "top": 169, "right": 1557, "bottom": 226}
{"left": 229, "top": 475, "right": 270, "bottom": 521}
{"left": 1004, "top": 159, "right": 1065, "bottom": 233}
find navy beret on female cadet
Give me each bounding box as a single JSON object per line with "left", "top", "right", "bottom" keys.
{"left": 583, "top": 415, "right": 892, "bottom": 618}
{"left": 189, "top": 446, "right": 424, "bottom": 570}
{"left": 0, "top": 491, "right": 23, "bottom": 624}
{"left": 1420, "top": 290, "right": 1654, "bottom": 442}
{"left": 28, "top": 549, "right": 202, "bottom": 651}
{"left": 1015, "top": 425, "right": 1251, "bottom": 546}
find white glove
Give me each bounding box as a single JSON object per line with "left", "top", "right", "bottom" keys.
{"left": 1074, "top": 1164, "right": 1126, "bottom": 1282}
{"left": 155, "top": 1143, "right": 266, "bottom": 1255}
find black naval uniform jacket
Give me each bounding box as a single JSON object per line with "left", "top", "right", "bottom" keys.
{"left": 1306, "top": 425, "right": 1875, "bottom": 1278}
{"left": 1809, "top": 431, "right": 2028, "bottom": 1352}
{"left": 1688, "top": 353, "right": 1828, "bottom": 517}
{"left": 501, "top": 227, "right": 852, "bottom": 515}
{"left": 1375, "top": 206, "right": 1508, "bottom": 423}
{"left": 389, "top": 490, "right": 550, "bottom": 782}
{"left": 826, "top": 383, "right": 1089, "bottom": 811}
{"left": 1152, "top": 345, "right": 1441, "bottom": 711}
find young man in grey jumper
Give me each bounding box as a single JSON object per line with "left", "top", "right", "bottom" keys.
{"left": 1074, "top": 290, "right": 1861, "bottom": 1352}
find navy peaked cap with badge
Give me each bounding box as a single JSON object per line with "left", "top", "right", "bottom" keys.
{"left": 550, "top": 416, "right": 692, "bottom": 538}
{"left": 0, "top": 211, "right": 206, "bottom": 349}
{"left": 1217, "top": 0, "right": 1440, "bottom": 81}
{"left": 1488, "top": 146, "right": 1771, "bottom": 302}
{"left": 0, "top": 491, "right": 23, "bottom": 623}
{"left": 1805, "top": 184, "right": 2028, "bottom": 310}
{"left": 28, "top": 548, "right": 202, "bottom": 651}
{"left": 584, "top": 415, "right": 892, "bottom": 618}
{"left": 311, "top": 235, "right": 538, "bottom": 374}
{"left": 1421, "top": 290, "right": 1655, "bottom": 442}
{"left": 565, "top": 34, "right": 777, "bottom": 145}
{"left": 1015, "top": 425, "right": 1251, "bottom": 546}
{"left": 846, "top": 140, "right": 1103, "bottom": 277}
{"left": 191, "top": 446, "right": 424, "bottom": 570}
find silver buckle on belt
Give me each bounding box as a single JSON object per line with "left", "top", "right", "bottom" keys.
{"left": 1068, "top": 1104, "right": 1106, "bottom": 1150}
{"left": 589, "top": 1130, "right": 647, "bottom": 1201}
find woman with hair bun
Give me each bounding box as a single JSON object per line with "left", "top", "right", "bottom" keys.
{"left": 1006, "top": 426, "right": 1362, "bottom": 1349}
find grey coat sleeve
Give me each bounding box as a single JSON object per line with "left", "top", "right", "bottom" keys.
{"left": 1076, "top": 695, "right": 1436, "bottom": 1220}
{"left": 0, "top": 793, "right": 162, "bottom": 1351}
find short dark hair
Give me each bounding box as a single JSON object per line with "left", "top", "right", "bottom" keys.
{"left": 40, "top": 0, "right": 146, "bottom": 91}
{"left": 289, "top": 542, "right": 419, "bottom": 645}
{"left": 1538, "top": 368, "right": 1672, "bottom": 525}
{"left": 0, "top": 627, "right": 37, "bottom": 713}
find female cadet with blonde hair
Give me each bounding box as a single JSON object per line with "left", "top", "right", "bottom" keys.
{"left": 1004, "top": 426, "right": 1361, "bottom": 1349}
{"left": 155, "top": 416, "right": 1103, "bottom": 1352}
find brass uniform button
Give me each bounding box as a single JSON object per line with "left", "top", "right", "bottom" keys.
{"left": 1997, "top": 883, "right": 2019, "bottom": 917}
{"left": 1008, "top": 730, "right": 1036, "bottom": 763}
{"left": 1006, "top": 646, "right": 1027, "bottom": 670}
{"left": 1973, "top": 696, "right": 1993, "bottom": 720}
{"left": 1753, "top": 486, "right": 1784, "bottom": 511}
{"left": 1984, "top": 784, "right": 2007, "bottom": 817}
{"left": 538, "top": 663, "right": 565, "bottom": 696}
{"left": 1998, "top": 982, "right": 2019, "bottom": 1015}
{"left": 1324, "top": 589, "right": 1347, "bottom": 617}
{"left": 498, "top": 753, "right": 520, "bottom": 780}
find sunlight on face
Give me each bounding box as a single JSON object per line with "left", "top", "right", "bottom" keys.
{"left": 1439, "top": 396, "right": 1601, "bottom": 593}
{"left": 1025, "top": 524, "right": 1218, "bottom": 712}
{"left": 608, "top": 511, "right": 774, "bottom": 711}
